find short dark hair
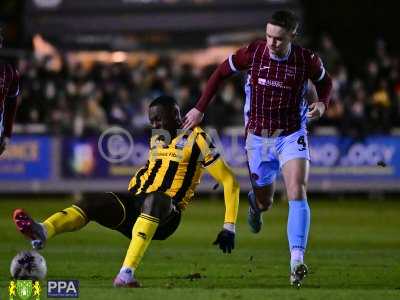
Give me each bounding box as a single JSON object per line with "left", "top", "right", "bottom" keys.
{"left": 267, "top": 10, "right": 299, "bottom": 34}
{"left": 149, "top": 95, "right": 178, "bottom": 109}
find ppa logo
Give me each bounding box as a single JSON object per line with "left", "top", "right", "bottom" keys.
{"left": 47, "top": 280, "right": 79, "bottom": 298}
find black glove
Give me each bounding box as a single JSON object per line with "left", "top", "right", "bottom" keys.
{"left": 213, "top": 229, "right": 235, "bottom": 254}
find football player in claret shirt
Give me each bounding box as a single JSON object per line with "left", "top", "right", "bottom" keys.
{"left": 13, "top": 95, "right": 240, "bottom": 288}
{"left": 183, "top": 11, "right": 333, "bottom": 287}
{"left": 0, "top": 29, "right": 20, "bottom": 156}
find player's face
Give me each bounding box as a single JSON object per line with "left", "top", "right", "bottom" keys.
{"left": 149, "top": 105, "right": 182, "bottom": 132}
{"left": 266, "top": 23, "right": 293, "bottom": 57}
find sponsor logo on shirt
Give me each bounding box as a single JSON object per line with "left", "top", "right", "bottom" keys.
{"left": 258, "top": 78, "right": 291, "bottom": 90}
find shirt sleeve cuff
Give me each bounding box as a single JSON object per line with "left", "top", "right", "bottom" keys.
{"left": 223, "top": 223, "right": 236, "bottom": 233}
{"left": 228, "top": 54, "right": 238, "bottom": 72}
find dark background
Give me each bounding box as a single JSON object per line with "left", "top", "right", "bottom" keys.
{"left": 302, "top": 0, "right": 397, "bottom": 74}
{"left": 1, "top": 0, "right": 396, "bottom": 74}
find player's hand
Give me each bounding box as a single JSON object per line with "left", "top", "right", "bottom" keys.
{"left": 307, "top": 101, "right": 326, "bottom": 121}
{"left": 182, "top": 108, "right": 204, "bottom": 129}
{"left": 0, "top": 136, "right": 10, "bottom": 156}
{"left": 213, "top": 229, "right": 235, "bottom": 254}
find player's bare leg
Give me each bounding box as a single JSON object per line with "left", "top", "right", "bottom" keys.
{"left": 282, "top": 158, "right": 310, "bottom": 287}
{"left": 248, "top": 182, "right": 275, "bottom": 233}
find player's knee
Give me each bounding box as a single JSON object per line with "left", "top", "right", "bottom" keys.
{"left": 255, "top": 195, "right": 273, "bottom": 211}
{"left": 254, "top": 187, "right": 274, "bottom": 211}
{"left": 286, "top": 183, "right": 307, "bottom": 200}
{"left": 74, "top": 193, "right": 125, "bottom": 228}
{"left": 74, "top": 194, "right": 98, "bottom": 221}
{"left": 141, "top": 193, "right": 172, "bottom": 221}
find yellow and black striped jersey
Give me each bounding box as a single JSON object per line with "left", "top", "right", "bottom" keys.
{"left": 128, "top": 126, "right": 219, "bottom": 210}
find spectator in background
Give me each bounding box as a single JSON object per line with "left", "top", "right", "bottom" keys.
{"left": 370, "top": 79, "right": 392, "bottom": 133}
{"left": 365, "top": 60, "right": 379, "bottom": 93}
{"left": 131, "top": 99, "right": 150, "bottom": 132}
{"left": 49, "top": 95, "right": 73, "bottom": 134}
{"left": 375, "top": 39, "right": 392, "bottom": 77}
{"left": 318, "top": 34, "right": 341, "bottom": 71}
{"left": 109, "top": 87, "right": 135, "bottom": 129}
{"left": 394, "top": 83, "right": 400, "bottom": 126}
{"left": 323, "top": 65, "right": 347, "bottom": 128}
{"left": 78, "top": 93, "right": 108, "bottom": 136}
{"left": 343, "top": 80, "right": 369, "bottom": 139}
{"left": 219, "top": 81, "right": 242, "bottom": 126}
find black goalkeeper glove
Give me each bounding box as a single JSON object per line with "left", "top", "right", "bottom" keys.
{"left": 213, "top": 229, "right": 235, "bottom": 254}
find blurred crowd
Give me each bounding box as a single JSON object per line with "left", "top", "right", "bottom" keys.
{"left": 317, "top": 35, "right": 400, "bottom": 138}
{"left": 14, "top": 35, "right": 400, "bottom": 138}
{"left": 16, "top": 53, "right": 244, "bottom": 136}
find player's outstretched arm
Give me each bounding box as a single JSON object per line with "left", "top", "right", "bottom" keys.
{"left": 205, "top": 158, "right": 240, "bottom": 253}
{"left": 183, "top": 42, "right": 253, "bottom": 129}
{"left": 182, "top": 60, "right": 235, "bottom": 129}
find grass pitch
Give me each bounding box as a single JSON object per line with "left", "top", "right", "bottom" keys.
{"left": 1, "top": 196, "right": 399, "bottom": 300}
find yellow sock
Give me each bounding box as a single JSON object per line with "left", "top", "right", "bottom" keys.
{"left": 42, "top": 206, "right": 88, "bottom": 239}
{"left": 122, "top": 213, "right": 159, "bottom": 269}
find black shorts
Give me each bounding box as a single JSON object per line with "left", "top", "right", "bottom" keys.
{"left": 105, "top": 192, "right": 181, "bottom": 240}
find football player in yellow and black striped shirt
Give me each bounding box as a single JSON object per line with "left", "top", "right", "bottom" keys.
{"left": 13, "top": 95, "right": 240, "bottom": 288}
